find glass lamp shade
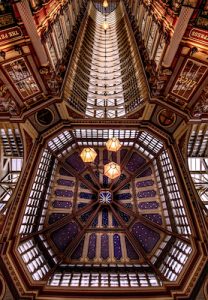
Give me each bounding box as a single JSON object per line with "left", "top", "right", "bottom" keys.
{"left": 80, "top": 148, "right": 97, "bottom": 163}
{"left": 103, "top": 0, "right": 109, "bottom": 8}
{"left": 102, "top": 21, "right": 109, "bottom": 30}
{"left": 106, "top": 137, "right": 121, "bottom": 152}
{"left": 104, "top": 162, "right": 121, "bottom": 180}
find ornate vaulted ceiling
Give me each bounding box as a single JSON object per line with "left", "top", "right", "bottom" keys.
{"left": 0, "top": 1, "right": 208, "bottom": 299}
{"left": 8, "top": 124, "right": 202, "bottom": 298}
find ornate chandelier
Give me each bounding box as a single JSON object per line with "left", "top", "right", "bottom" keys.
{"left": 80, "top": 137, "right": 122, "bottom": 180}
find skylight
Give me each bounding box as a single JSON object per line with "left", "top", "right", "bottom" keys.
{"left": 63, "top": 1, "right": 149, "bottom": 118}
{"left": 17, "top": 127, "right": 193, "bottom": 289}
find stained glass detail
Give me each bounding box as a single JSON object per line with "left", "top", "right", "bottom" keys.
{"left": 102, "top": 208, "right": 108, "bottom": 226}
{"left": 79, "top": 192, "right": 96, "bottom": 200}
{"left": 101, "top": 234, "right": 109, "bottom": 259}
{"left": 99, "top": 190, "right": 112, "bottom": 204}
{"left": 71, "top": 239, "right": 84, "bottom": 259}
{"left": 138, "top": 190, "right": 156, "bottom": 198}
{"left": 115, "top": 193, "right": 132, "bottom": 200}
{"left": 88, "top": 234, "right": 97, "bottom": 259}
{"left": 66, "top": 152, "right": 85, "bottom": 172}
{"left": 48, "top": 213, "right": 67, "bottom": 224}
{"left": 91, "top": 216, "right": 98, "bottom": 227}
{"left": 80, "top": 209, "right": 94, "bottom": 223}
{"left": 113, "top": 234, "right": 122, "bottom": 260}
{"left": 136, "top": 180, "right": 154, "bottom": 188}
{"left": 132, "top": 222, "right": 160, "bottom": 253}
{"left": 55, "top": 190, "right": 73, "bottom": 197}
{"left": 78, "top": 202, "right": 87, "bottom": 209}
{"left": 125, "top": 237, "right": 139, "bottom": 259}
{"left": 112, "top": 216, "right": 119, "bottom": 227}
{"left": 84, "top": 174, "right": 99, "bottom": 189}
{"left": 118, "top": 210, "right": 130, "bottom": 223}
{"left": 52, "top": 201, "right": 72, "bottom": 208}
{"left": 137, "top": 168, "right": 152, "bottom": 177}
{"left": 57, "top": 179, "right": 74, "bottom": 187}
{"left": 138, "top": 201, "right": 159, "bottom": 210}
{"left": 51, "top": 222, "right": 78, "bottom": 251}
{"left": 142, "top": 214, "right": 162, "bottom": 225}
{"left": 126, "top": 152, "right": 145, "bottom": 173}
{"left": 59, "top": 167, "right": 71, "bottom": 176}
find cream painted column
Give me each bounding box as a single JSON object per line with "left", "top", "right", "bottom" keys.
{"left": 20, "top": 120, "right": 38, "bottom": 140}
{"left": 120, "top": 234, "right": 127, "bottom": 262}
{"left": 82, "top": 233, "right": 89, "bottom": 262}
{"left": 16, "top": 0, "right": 48, "bottom": 66}
{"left": 29, "top": 0, "right": 37, "bottom": 9}
{"left": 109, "top": 210, "right": 113, "bottom": 228}
{"left": 138, "top": 5, "right": 145, "bottom": 31}
{"left": 51, "top": 30, "right": 61, "bottom": 60}
{"left": 109, "top": 233, "right": 114, "bottom": 262}
{"left": 98, "top": 209, "right": 102, "bottom": 227}
{"left": 69, "top": 3, "right": 75, "bottom": 26}
{"left": 162, "top": 6, "right": 194, "bottom": 67}
{"left": 144, "top": 14, "right": 152, "bottom": 46}
{"left": 96, "top": 233, "right": 101, "bottom": 263}
{"left": 151, "top": 30, "right": 161, "bottom": 60}
{"left": 133, "top": 0, "right": 137, "bottom": 15}
{"left": 60, "top": 13, "right": 68, "bottom": 43}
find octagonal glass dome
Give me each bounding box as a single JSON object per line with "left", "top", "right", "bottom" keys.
{"left": 16, "top": 128, "right": 193, "bottom": 291}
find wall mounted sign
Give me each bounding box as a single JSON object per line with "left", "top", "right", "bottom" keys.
{"left": 0, "top": 26, "right": 22, "bottom": 43}
{"left": 189, "top": 28, "right": 208, "bottom": 45}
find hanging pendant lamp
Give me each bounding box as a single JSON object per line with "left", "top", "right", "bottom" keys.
{"left": 103, "top": 0, "right": 109, "bottom": 8}
{"left": 80, "top": 148, "right": 97, "bottom": 163}
{"left": 104, "top": 162, "right": 121, "bottom": 179}
{"left": 106, "top": 137, "right": 121, "bottom": 152}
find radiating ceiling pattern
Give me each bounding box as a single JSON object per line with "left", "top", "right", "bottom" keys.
{"left": 63, "top": 1, "right": 149, "bottom": 118}
{"left": 17, "top": 128, "right": 193, "bottom": 288}
{"left": 0, "top": 0, "right": 206, "bottom": 298}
